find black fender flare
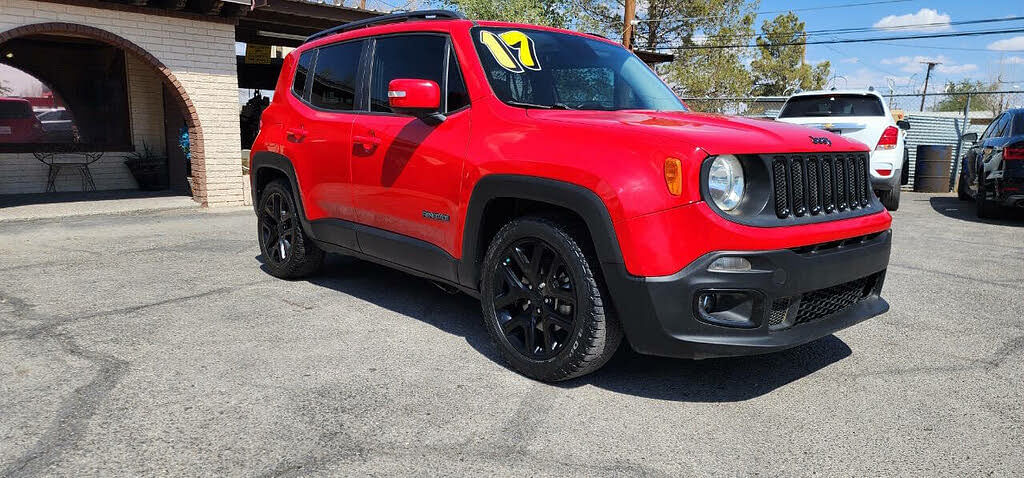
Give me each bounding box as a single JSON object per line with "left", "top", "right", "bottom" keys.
{"left": 458, "top": 174, "right": 625, "bottom": 290}
{"left": 250, "top": 151, "right": 316, "bottom": 238}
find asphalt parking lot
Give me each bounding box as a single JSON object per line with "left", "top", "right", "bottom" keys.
{"left": 1, "top": 192, "right": 1022, "bottom": 476}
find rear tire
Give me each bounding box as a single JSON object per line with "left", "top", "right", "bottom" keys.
{"left": 257, "top": 179, "right": 324, "bottom": 279}
{"left": 976, "top": 182, "right": 1000, "bottom": 219}
{"left": 957, "top": 172, "right": 971, "bottom": 201}
{"left": 880, "top": 187, "right": 900, "bottom": 211}
{"left": 480, "top": 216, "right": 622, "bottom": 382}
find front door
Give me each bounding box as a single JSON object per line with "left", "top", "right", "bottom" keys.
{"left": 350, "top": 34, "right": 471, "bottom": 260}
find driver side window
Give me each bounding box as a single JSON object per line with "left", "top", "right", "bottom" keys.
{"left": 982, "top": 114, "right": 1005, "bottom": 140}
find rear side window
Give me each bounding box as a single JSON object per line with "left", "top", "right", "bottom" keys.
{"left": 310, "top": 41, "right": 364, "bottom": 111}
{"left": 0, "top": 100, "right": 32, "bottom": 119}
{"left": 779, "top": 95, "right": 885, "bottom": 118}
{"left": 292, "top": 50, "right": 314, "bottom": 98}
{"left": 369, "top": 35, "right": 447, "bottom": 113}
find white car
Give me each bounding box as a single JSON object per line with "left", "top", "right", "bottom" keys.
{"left": 776, "top": 89, "right": 910, "bottom": 210}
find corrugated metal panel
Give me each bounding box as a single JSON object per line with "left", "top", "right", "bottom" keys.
{"left": 902, "top": 115, "right": 986, "bottom": 191}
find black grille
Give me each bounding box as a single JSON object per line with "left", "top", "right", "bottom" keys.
{"left": 767, "top": 272, "right": 882, "bottom": 329}
{"left": 793, "top": 274, "right": 878, "bottom": 325}
{"left": 772, "top": 153, "right": 871, "bottom": 219}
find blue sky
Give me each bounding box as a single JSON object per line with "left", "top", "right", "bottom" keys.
{"left": 756, "top": 0, "right": 1024, "bottom": 92}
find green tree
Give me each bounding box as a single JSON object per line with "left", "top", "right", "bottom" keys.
{"left": 443, "top": 0, "right": 572, "bottom": 27}
{"left": 933, "top": 79, "right": 997, "bottom": 113}
{"left": 749, "top": 12, "right": 829, "bottom": 96}
{"left": 573, "top": 0, "right": 760, "bottom": 112}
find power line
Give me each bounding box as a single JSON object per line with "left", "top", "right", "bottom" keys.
{"left": 678, "top": 15, "right": 1024, "bottom": 42}
{"left": 633, "top": 0, "right": 912, "bottom": 23}
{"left": 652, "top": 27, "right": 1024, "bottom": 51}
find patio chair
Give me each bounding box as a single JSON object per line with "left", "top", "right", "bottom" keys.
{"left": 32, "top": 145, "right": 103, "bottom": 193}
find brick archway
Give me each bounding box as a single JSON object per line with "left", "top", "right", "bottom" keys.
{"left": 0, "top": 22, "right": 208, "bottom": 204}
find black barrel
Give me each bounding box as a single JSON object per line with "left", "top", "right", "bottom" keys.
{"left": 914, "top": 145, "right": 953, "bottom": 192}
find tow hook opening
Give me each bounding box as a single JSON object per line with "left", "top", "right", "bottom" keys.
{"left": 694, "top": 290, "right": 763, "bottom": 328}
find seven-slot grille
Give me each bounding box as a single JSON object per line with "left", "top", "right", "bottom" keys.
{"left": 770, "top": 153, "right": 871, "bottom": 219}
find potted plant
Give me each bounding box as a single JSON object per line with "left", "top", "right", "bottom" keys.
{"left": 124, "top": 142, "right": 168, "bottom": 191}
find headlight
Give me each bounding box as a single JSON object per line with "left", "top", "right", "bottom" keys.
{"left": 707, "top": 155, "right": 745, "bottom": 211}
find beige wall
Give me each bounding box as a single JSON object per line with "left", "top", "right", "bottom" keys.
{"left": 0, "top": 0, "right": 244, "bottom": 206}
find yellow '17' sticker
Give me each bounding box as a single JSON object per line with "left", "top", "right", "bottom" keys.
{"left": 480, "top": 30, "right": 541, "bottom": 73}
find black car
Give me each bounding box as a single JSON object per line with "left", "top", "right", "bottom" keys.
{"left": 958, "top": 108, "right": 1024, "bottom": 218}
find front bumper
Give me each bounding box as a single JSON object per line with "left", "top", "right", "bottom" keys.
{"left": 603, "top": 229, "right": 891, "bottom": 359}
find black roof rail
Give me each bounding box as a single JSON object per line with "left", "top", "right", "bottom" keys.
{"left": 304, "top": 10, "right": 467, "bottom": 44}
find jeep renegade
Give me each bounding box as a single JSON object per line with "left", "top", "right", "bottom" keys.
{"left": 250, "top": 11, "right": 893, "bottom": 382}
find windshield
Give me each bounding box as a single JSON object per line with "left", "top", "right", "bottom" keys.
{"left": 472, "top": 27, "right": 686, "bottom": 111}
{"left": 779, "top": 94, "right": 885, "bottom": 118}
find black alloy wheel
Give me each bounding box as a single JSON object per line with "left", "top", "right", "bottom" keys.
{"left": 481, "top": 216, "right": 623, "bottom": 382}
{"left": 257, "top": 179, "right": 324, "bottom": 279}
{"left": 260, "top": 190, "right": 297, "bottom": 265}
{"left": 491, "top": 238, "right": 578, "bottom": 360}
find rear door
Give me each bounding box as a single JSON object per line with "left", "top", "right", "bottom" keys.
{"left": 349, "top": 34, "right": 471, "bottom": 265}
{"left": 301, "top": 39, "right": 367, "bottom": 224}
{"left": 778, "top": 94, "right": 888, "bottom": 148}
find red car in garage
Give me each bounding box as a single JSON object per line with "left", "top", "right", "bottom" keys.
{"left": 0, "top": 97, "right": 44, "bottom": 143}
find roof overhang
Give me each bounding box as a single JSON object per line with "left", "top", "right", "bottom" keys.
{"left": 241, "top": 0, "right": 382, "bottom": 47}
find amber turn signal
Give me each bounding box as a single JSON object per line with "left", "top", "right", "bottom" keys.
{"left": 664, "top": 158, "right": 682, "bottom": 196}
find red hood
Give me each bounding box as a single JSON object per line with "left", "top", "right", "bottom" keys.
{"left": 525, "top": 110, "right": 870, "bottom": 156}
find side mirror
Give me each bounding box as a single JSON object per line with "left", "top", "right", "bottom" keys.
{"left": 897, "top": 120, "right": 911, "bottom": 130}
{"left": 388, "top": 79, "right": 444, "bottom": 124}
{"left": 961, "top": 132, "right": 978, "bottom": 143}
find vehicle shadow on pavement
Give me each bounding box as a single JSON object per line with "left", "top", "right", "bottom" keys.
{"left": 928, "top": 196, "right": 1024, "bottom": 226}
{"left": 566, "top": 336, "right": 852, "bottom": 402}
{"left": 263, "top": 254, "right": 852, "bottom": 402}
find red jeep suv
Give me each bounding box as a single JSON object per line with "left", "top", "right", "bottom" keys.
{"left": 250, "top": 11, "right": 893, "bottom": 381}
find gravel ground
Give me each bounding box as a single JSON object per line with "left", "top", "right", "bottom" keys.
{"left": 1, "top": 192, "right": 1022, "bottom": 476}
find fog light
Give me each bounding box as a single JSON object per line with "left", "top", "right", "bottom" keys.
{"left": 694, "top": 290, "right": 759, "bottom": 328}
{"left": 708, "top": 256, "right": 752, "bottom": 272}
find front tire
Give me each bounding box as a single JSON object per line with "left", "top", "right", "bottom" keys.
{"left": 480, "top": 216, "right": 622, "bottom": 382}
{"left": 257, "top": 179, "right": 324, "bottom": 279}
{"left": 879, "top": 186, "right": 901, "bottom": 211}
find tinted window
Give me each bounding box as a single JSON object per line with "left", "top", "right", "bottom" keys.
{"left": 0, "top": 100, "right": 33, "bottom": 119}
{"left": 994, "top": 114, "right": 1010, "bottom": 138}
{"left": 1013, "top": 113, "right": 1024, "bottom": 136}
{"left": 779, "top": 94, "right": 885, "bottom": 118}
{"left": 446, "top": 47, "right": 470, "bottom": 112}
{"left": 310, "top": 41, "right": 364, "bottom": 111}
{"left": 370, "top": 35, "right": 447, "bottom": 113}
{"left": 293, "top": 50, "right": 314, "bottom": 99}
{"left": 473, "top": 28, "right": 685, "bottom": 111}
{"left": 980, "top": 114, "right": 1002, "bottom": 140}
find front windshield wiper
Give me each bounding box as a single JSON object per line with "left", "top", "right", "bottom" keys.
{"left": 506, "top": 100, "right": 575, "bottom": 110}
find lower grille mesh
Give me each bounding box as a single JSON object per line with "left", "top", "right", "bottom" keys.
{"left": 769, "top": 272, "right": 881, "bottom": 328}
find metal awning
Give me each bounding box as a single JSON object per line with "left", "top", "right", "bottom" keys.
{"left": 240, "top": 0, "right": 382, "bottom": 47}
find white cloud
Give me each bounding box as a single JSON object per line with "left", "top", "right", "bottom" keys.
{"left": 841, "top": 57, "right": 860, "bottom": 64}
{"left": 839, "top": 68, "right": 911, "bottom": 90}
{"left": 988, "top": 36, "right": 1024, "bottom": 51}
{"left": 874, "top": 8, "right": 952, "bottom": 32}
{"left": 878, "top": 55, "right": 975, "bottom": 75}
{"left": 1001, "top": 56, "right": 1024, "bottom": 64}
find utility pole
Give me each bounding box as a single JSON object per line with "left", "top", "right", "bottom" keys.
{"left": 919, "top": 60, "right": 940, "bottom": 111}
{"left": 622, "top": 0, "right": 636, "bottom": 50}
